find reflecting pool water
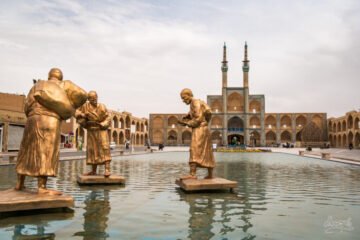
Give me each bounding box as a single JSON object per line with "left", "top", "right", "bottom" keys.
{"left": 0, "top": 152, "right": 359, "bottom": 239}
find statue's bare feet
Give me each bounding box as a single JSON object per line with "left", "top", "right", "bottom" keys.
{"left": 84, "top": 171, "right": 96, "bottom": 176}
{"left": 204, "top": 175, "right": 214, "bottom": 179}
{"left": 104, "top": 171, "right": 111, "bottom": 178}
{"left": 38, "top": 188, "right": 62, "bottom": 195}
{"left": 180, "top": 175, "right": 197, "bottom": 180}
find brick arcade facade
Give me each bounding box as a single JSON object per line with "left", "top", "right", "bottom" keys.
{"left": 328, "top": 111, "right": 360, "bottom": 149}
{"left": 0, "top": 92, "right": 148, "bottom": 152}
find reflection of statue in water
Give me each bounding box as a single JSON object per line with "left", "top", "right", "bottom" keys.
{"left": 13, "top": 224, "right": 55, "bottom": 240}
{"left": 178, "top": 88, "right": 215, "bottom": 179}
{"left": 74, "top": 190, "right": 110, "bottom": 239}
{"left": 15, "top": 68, "right": 87, "bottom": 195}
{"left": 75, "top": 91, "right": 112, "bottom": 177}
{"left": 181, "top": 193, "right": 215, "bottom": 240}
{"left": 180, "top": 191, "right": 255, "bottom": 240}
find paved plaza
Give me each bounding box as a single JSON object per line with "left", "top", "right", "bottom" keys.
{"left": 1, "top": 146, "right": 359, "bottom": 166}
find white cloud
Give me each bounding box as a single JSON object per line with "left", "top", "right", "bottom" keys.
{"left": 0, "top": 0, "right": 359, "bottom": 118}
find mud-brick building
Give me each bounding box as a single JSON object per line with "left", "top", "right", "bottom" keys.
{"left": 328, "top": 111, "right": 360, "bottom": 148}
{"left": 0, "top": 93, "right": 26, "bottom": 152}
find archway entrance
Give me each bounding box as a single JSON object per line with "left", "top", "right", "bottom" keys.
{"left": 228, "top": 134, "right": 244, "bottom": 146}
{"left": 228, "top": 117, "right": 244, "bottom": 131}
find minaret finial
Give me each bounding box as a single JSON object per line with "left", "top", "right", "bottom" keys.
{"left": 242, "top": 41, "right": 250, "bottom": 88}
{"left": 222, "top": 42, "right": 227, "bottom": 63}
{"left": 244, "top": 41, "right": 248, "bottom": 61}
{"left": 221, "top": 42, "right": 228, "bottom": 88}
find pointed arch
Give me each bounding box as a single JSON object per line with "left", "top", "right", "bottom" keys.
{"left": 337, "top": 135, "right": 341, "bottom": 147}
{"left": 227, "top": 92, "right": 243, "bottom": 112}
{"left": 355, "top": 117, "right": 359, "bottom": 130}
{"left": 119, "top": 131, "right": 124, "bottom": 145}
{"left": 153, "top": 116, "right": 164, "bottom": 129}
{"left": 125, "top": 116, "right": 131, "bottom": 128}
{"left": 167, "top": 130, "right": 178, "bottom": 145}
{"left": 342, "top": 120, "right": 346, "bottom": 132}
{"left": 141, "top": 123, "right": 144, "bottom": 132}
{"left": 328, "top": 121, "right": 332, "bottom": 132}
{"left": 337, "top": 122, "right": 341, "bottom": 132}
{"left": 211, "top": 116, "right": 223, "bottom": 128}
{"left": 112, "top": 131, "right": 118, "bottom": 144}
{"left": 250, "top": 116, "right": 260, "bottom": 128}
{"left": 348, "top": 131, "right": 354, "bottom": 146}
{"left": 120, "top": 118, "right": 124, "bottom": 129}
{"left": 167, "top": 116, "right": 178, "bottom": 128}
{"left": 265, "top": 115, "right": 276, "bottom": 129}
{"left": 281, "top": 130, "right": 292, "bottom": 142}
{"left": 182, "top": 131, "right": 192, "bottom": 145}
{"left": 136, "top": 133, "right": 140, "bottom": 145}
{"left": 280, "top": 115, "right": 291, "bottom": 128}
{"left": 112, "top": 116, "right": 119, "bottom": 128}
{"left": 249, "top": 100, "right": 261, "bottom": 113}
{"left": 266, "top": 131, "right": 276, "bottom": 146}
{"left": 228, "top": 117, "right": 244, "bottom": 130}
{"left": 296, "top": 115, "right": 307, "bottom": 128}
{"left": 210, "top": 99, "right": 223, "bottom": 112}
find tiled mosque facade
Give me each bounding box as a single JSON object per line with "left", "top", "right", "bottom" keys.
{"left": 149, "top": 43, "right": 328, "bottom": 147}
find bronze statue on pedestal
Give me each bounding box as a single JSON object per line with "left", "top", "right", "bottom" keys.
{"left": 75, "top": 91, "right": 112, "bottom": 177}
{"left": 178, "top": 88, "right": 215, "bottom": 179}
{"left": 15, "top": 68, "right": 87, "bottom": 195}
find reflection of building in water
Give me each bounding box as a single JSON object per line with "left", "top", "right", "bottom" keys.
{"left": 12, "top": 224, "right": 55, "bottom": 240}
{"left": 74, "top": 190, "right": 110, "bottom": 239}
{"left": 149, "top": 43, "right": 328, "bottom": 147}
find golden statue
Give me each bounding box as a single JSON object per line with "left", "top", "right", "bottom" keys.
{"left": 15, "top": 68, "right": 87, "bottom": 195}
{"left": 75, "top": 91, "right": 112, "bottom": 177}
{"left": 178, "top": 88, "right": 215, "bottom": 179}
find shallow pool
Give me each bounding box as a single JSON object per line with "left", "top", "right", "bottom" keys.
{"left": 0, "top": 152, "right": 359, "bottom": 239}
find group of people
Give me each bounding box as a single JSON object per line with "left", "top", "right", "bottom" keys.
{"left": 15, "top": 68, "right": 113, "bottom": 195}
{"left": 14, "top": 69, "right": 216, "bottom": 195}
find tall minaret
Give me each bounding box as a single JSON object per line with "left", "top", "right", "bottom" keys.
{"left": 242, "top": 41, "right": 250, "bottom": 88}
{"left": 221, "top": 42, "right": 228, "bottom": 88}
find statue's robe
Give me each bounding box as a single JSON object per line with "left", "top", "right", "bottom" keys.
{"left": 187, "top": 99, "right": 215, "bottom": 168}
{"left": 77, "top": 102, "right": 111, "bottom": 165}
{"left": 16, "top": 80, "right": 64, "bottom": 177}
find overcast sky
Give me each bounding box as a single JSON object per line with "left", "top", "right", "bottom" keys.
{"left": 0, "top": 0, "right": 359, "bottom": 118}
